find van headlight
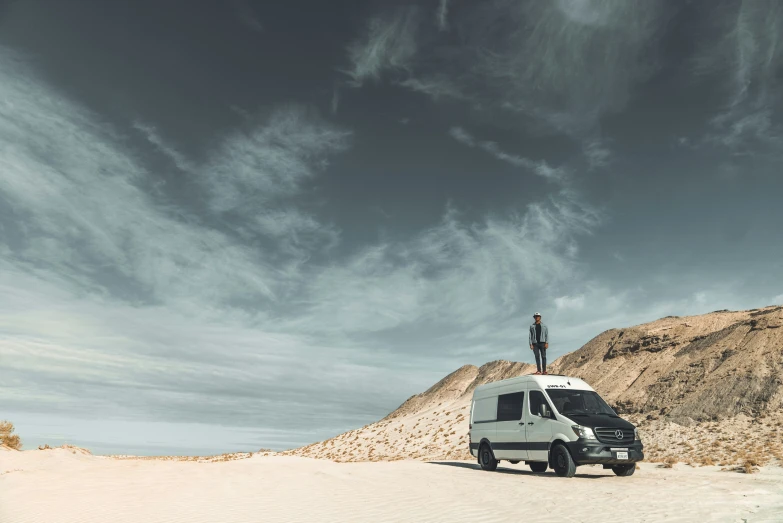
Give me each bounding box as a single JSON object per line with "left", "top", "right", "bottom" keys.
{"left": 571, "top": 425, "right": 596, "bottom": 440}
{"left": 634, "top": 428, "right": 640, "bottom": 441}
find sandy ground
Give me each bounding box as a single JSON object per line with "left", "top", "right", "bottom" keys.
{"left": 2, "top": 450, "right": 782, "bottom": 523}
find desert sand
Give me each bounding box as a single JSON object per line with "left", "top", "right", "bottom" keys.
{"left": 4, "top": 306, "right": 782, "bottom": 521}
{"left": 2, "top": 448, "right": 782, "bottom": 523}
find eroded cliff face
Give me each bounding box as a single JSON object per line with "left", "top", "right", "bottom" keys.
{"left": 552, "top": 306, "right": 783, "bottom": 423}
{"left": 286, "top": 305, "right": 783, "bottom": 464}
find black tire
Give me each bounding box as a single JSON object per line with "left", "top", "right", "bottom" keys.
{"left": 612, "top": 463, "right": 636, "bottom": 476}
{"left": 478, "top": 443, "right": 498, "bottom": 471}
{"left": 508, "top": 460, "right": 520, "bottom": 464}
{"left": 529, "top": 462, "right": 548, "bottom": 473}
{"left": 551, "top": 444, "right": 577, "bottom": 478}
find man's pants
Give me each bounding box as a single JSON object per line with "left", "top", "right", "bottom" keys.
{"left": 533, "top": 342, "right": 547, "bottom": 371}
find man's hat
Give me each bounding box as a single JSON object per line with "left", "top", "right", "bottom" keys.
{"left": 533, "top": 312, "right": 541, "bottom": 317}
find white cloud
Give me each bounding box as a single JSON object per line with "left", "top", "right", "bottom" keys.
{"left": 0, "top": 48, "right": 601, "bottom": 454}
{"left": 555, "top": 294, "right": 585, "bottom": 311}
{"left": 0, "top": 59, "right": 356, "bottom": 312}
{"left": 133, "top": 121, "right": 194, "bottom": 172}
{"left": 389, "top": 1, "right": 669, "bottom": 138}
{"left": 344, "top": 7, "right": 421, "bottom": 86}
{"left": 448, "top": 126, "right": 475, "bottom": 146}
{"left": 555, "top": 0, "right": 616, "bottom": 27}
{"left": 583, "top": 139, "right": 612, "bottom": 170}
{"left": 436, "top": 0, "right": 450, "bottom": 31}
{"left": 201, "top": 106, "right": 351, "bottom": 214}
{"left": 0, "top": 55, "right": 277, "bottom": 308}
{"left": 449, "top": 126, "right": 567, "bottom": 182}
{"left": 287, "top": 191, "right": 602, "bottom": 338}
{"left": 696, "top": 1, "right": 783, "bottom": 152}
{"left": 397, "top": 76, "right": 467, "bottom": 102}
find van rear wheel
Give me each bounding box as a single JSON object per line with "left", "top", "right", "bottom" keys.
{"left": 551, "top": 444, "right": 576, "bottom": 478}
{"left": 529, "top": 462, "right": 548, "bottom": 473}
{"left": 478, "top": 443, "right": 498, "bottom": 471}
{"left": 612, "top": 463, "right": 636, "bottom": 476}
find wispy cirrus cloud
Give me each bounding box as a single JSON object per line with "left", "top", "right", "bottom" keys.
{"left": 0, "top": 48, "right": 385, "bottom": 452}
{"left": 287, "top": 190, "right": 602, "bottom": 345}
{"left": 696, "top": 0, "right": 783, "bottom": 152}
{"left": 200, "top": 106, "right": 351, "bottom": 214}
{"left": 0, "top": 47, "right": 606, "bottom": 454}
{"left": 582, "top": 139, "right": 612, "bottom": 170}
{"left": 0, "top": 51, "right": 353, "bottom": 311}
{"left": 344, "top": 6, "right": 421, "bottom": 86}
{"left": 134, "top": 108, "right": 349, "bottom": 264}
{"left": 231, "top": 0, "right": 264, "bottom": 33}
{"left": 449, "top": 126, "right": 567, "bottom": 182}
{"left": 436, "top": 0, "right": 450, "bottom": 31}
{"left": 397, "top": 76, "right": 467, "bottom": 102}
{"left": 134, "top": 121, "right": 194, "bottom": 172}
{"left": 345, "top": 1, "right": 671, "bottom": 170}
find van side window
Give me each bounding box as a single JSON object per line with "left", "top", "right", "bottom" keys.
{"left": 529, "top": 390, "right": 555, "bottom": 419}
{"left": 496, "top": 392, "right": 524, "bottom": 421}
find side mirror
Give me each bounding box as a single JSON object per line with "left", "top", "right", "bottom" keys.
{"left": 538, "top": 404, "right": 550, "bottom": 418}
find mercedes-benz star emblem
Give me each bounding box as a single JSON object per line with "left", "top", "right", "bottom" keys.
{"left": 615, "top": 430, "right": 623, "bottom": 439}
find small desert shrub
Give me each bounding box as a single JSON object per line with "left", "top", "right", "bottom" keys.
{"left": 0, "top": 420, "right": 22, "bottom": 450}
{"left": 661, "top": 456, "right": 677, "bottom": 468}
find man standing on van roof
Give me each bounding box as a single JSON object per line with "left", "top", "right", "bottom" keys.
{"left": 529, "top": 312, "right": 549, "bottom": 375}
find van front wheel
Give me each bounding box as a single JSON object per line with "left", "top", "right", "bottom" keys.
{"left": 478, "top": 444, "right": 498, "bottom": 471}
{"left": 612, "top": 463, "right": 636, "bottom": 476}
{"left": 551, "top": 445, "right": 576, "bottom": 478}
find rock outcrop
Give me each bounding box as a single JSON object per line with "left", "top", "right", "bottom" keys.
{"left": 285, "top": 305, "right": 783, "bottom": 465}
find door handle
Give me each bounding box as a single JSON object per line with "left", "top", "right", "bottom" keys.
{"left": 527, "top": 422, "right": 534, "bottom": 425}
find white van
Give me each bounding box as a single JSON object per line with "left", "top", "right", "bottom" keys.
{"left": 468, "top": 374, "right": 643, "bottom": 477}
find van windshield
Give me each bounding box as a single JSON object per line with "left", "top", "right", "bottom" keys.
{"left": 546, "top": 389, "right": 617, "bottom": 417}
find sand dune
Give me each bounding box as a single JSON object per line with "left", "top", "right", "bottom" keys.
{"left": 286, "top": 305, "right": 783, "bottom": 465}
{"left": 1, "top": 450, "right": 782, "bottom": 522}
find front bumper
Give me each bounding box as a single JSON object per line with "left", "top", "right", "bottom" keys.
{"left": 566, "top": 440, "right": 644, "bottom": 465}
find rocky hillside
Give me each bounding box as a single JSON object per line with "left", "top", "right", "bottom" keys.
{"left": 283, "top": 305, "right": 783, "bottom": 467}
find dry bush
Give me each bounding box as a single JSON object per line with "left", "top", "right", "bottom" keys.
{"left": 660, "top": 456, "right": 677, "bottom": 468}
{"left": 0, "top": 420, "right": 22, "bottom": 450}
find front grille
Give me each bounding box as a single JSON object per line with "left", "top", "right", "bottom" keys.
{"left": 594, "top": 427, "right": 635, "bottom": 445}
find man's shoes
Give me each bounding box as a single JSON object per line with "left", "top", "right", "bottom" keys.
{"left": 542, "top": 371, "right": 548, "bottom": 375}
{"left": 534, "top": 371, "right": 542, "bottom": 375}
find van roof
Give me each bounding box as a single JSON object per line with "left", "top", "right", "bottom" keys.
{"left": 472, "top": 374, "right": 594, "bottom": 395}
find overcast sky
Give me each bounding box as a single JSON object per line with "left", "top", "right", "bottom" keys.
{"left": 1, "top": 0, "right": 782, "bottom": 456}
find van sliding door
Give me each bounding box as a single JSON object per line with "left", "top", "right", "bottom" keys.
{"left": 526, "top": 388, "right": 554, "bottom": 462}
{"left": 494, "top": 391, "right": 528, "bottom": 461}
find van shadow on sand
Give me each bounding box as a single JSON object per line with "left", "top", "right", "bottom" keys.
{"left": 426, "top": 461, "right": 607, "bottom": 479}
